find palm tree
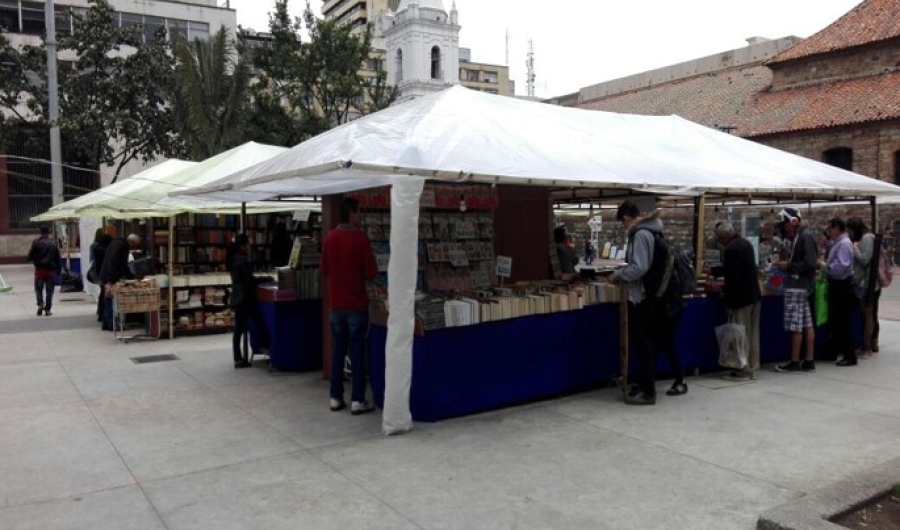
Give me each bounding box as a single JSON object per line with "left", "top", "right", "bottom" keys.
{"left": 173, "top": 28, "right": 250, "bottom": 160}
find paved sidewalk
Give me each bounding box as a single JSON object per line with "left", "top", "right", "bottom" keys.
{"left": 2, "top": 264, "right": 900, "bottom": 530}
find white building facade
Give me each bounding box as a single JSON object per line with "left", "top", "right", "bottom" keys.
{"left": 383, "top": 0, "right": 460, "bottom": 101}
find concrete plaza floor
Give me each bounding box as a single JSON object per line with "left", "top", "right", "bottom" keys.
{"left": 2, "top": 264, "right": 900, "bottom": 530}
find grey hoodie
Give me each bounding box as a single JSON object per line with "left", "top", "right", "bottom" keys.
{"left": 613, "top": 210, "right": 664, "bottom": 304}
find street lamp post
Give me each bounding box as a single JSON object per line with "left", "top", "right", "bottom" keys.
{"left": 44, "top": 0, "right": 64, "bottom": 205}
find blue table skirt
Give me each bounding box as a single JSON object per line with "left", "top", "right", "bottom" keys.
{"left": 250, "top": 299, "right": 323, "bottom": 371}
{"left": 369, "top": 296, "right": 860, "bottom": 422}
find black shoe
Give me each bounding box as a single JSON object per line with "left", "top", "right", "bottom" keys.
{"left": 234, "top": 360, "right": 252, "bottom": 369}
{"left": 666, "top": 381, "right": 688, "bottom": 396}
{"left": 800, "top": 360, "right": 816, "bottom": 372}
{"left": 836, "top": 359, "right": 857, "bottom": 367}
{"left": 43, "top": 311, "right": 52, "bottom": 317}
{"left": 775, "top": 362, "right": 801, "bottom": 373}
{"left": 37, "top": 306, "right": 43, "bottom": 316}
{"left": 624, "top": 392, "right": 656, "bottom": 405}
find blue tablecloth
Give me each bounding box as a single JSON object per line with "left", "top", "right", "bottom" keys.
{"left": 250, "top": 298, "right": 322, "bottom": 371}
{"left": 369, "top": 296, "right": 860, "bottom": 422}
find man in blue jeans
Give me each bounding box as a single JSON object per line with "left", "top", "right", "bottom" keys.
{"left": 321, "top": 198, "right": 378, "bottom": 414}
{"left": 26, "top": 226, "right": 61, "bottom": 316}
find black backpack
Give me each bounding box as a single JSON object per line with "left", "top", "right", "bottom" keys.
{"left": 639, "top": 230, "right": 696, "bottom": 315}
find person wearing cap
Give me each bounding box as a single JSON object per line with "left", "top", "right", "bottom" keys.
{"left": 822, "top": 218, "right": 857, "bottom": 366}
{"left": 26, "top": 226, "right": 62, "bottom": 317}
{"left": 773, "top": 208, "right": 818, "bottom": 373}
{"left": 229, "top": 233, "right": 271, "bottom": 369}
{"left": 99, "top": 233, "right": 142, "bottom": 331}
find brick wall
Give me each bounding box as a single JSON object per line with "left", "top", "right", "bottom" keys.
{"left": 753, "top": 121, "right": 900, "bottom": 183}
{"left": 770, "top": 40, "right": 900, "bottom": 90}
{"left": 560, "top": 202, "right": 900, "bottom": 267}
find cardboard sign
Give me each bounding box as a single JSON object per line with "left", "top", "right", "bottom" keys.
{"left": 496, "top": 255, "right": 512, "bottom": 278}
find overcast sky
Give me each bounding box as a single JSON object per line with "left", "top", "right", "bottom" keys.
{"left": 229, "top": 0, "right": 863, "bottom": 98}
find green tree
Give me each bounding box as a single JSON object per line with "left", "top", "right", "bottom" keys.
{"left": 13, "top": 0, "right": 181, "bottom": 182}
{"left": 244, "top": 0, "right": 398, "bottom": 145}
{"left": 173, "top": 27, "right": 250, "bottom": 160}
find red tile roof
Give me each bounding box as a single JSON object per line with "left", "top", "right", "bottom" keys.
{"left": 577, "top": 66, "right": 773, "bottom": 133}
{"left": 771, "top": 0, "right": 900, "bottom": 63}
{"left": 741, "top": 71, "right": 900, "bottom": 136}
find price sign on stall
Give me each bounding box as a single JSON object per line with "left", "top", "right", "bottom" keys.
{"left": 496, "top": 255, "right": 512, "bottom": 278}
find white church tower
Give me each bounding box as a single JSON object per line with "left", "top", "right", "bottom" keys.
{"left": 384, "top": 0, "right": 461, "bottom": 101}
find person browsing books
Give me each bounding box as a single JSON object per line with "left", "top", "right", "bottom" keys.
{"left": 321, "top": 197, "right": 378, "bottom": 415}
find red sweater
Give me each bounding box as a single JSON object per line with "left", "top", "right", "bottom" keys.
{"left": 321, "top": 226, "right": 378, "bottom": 312}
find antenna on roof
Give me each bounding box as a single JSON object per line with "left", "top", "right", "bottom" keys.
{"left": 526, "top": 39, "right": 536, "bottom": 97}
{"left": 505, "top": 28, "right": 509, "bottom": 66}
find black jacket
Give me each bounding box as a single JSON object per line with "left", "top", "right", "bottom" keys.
{"left": 99, "top": 238, "right": 132, "bottom": 285}
{"left": 26, "top": 237, "right": 61, "bottom": 271}
{"left": 230, "top": 252, "right": 259, "bottom": 308}
{"left": 723, "top": 235, "right": 762, "bottom": 310}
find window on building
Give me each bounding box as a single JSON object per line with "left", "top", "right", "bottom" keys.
{"left": 894, "top": 151, "right": 900, "bottom": 186}
{"left": 483, "top": 72, "right": 498, "bottom": 84}
{"left": 144, "top": 16, "right": 166, "bottom": 42}
{"left": 4, "top": 126, "right": 98, "bottom": 230}
{"left": 55, "top": 8, "right": 72, "bottom": 35}
{"left": 823, "top": 147, "right": 853, "bottom": 171}
{"left": 188, "top": 21, "right": 209, "bottom": 41}
{"left": 20, "top": 2, "right": 45, "bottom": 35}
{"left": 0, "top": 0, "right": 17, "bottom": 32}
{"left": 395, "top": 49, "right": 403, "bottom": 82}
{"left": 431, "top": 46, "right": 441, "bottom": 80}
{"left": 464, "top": 70, "right": 478, "bottom": 82}
{"left": 169, "top": 20, "right": 188, "bottom": 42}
{"left": 120, "top": 12, "right": 142, "bottom": 37}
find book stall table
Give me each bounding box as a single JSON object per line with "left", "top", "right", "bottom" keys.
{"left": 248, "top": 285, "right": 323, "bottom": 371}
{"left": 368, "top": 293, "right": 859, "bottom": 423}
{"left": 112, "top": 279, "right": 161, "bottom": 343}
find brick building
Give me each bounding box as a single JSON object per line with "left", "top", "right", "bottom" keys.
{"left": 552, "top": 0, "right": 900, "bottom": 261}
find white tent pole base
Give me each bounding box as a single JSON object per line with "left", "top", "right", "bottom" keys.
{"left": 382, "top": 177, "right": 425, "bottom": 435}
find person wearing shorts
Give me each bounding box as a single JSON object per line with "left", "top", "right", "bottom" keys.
{"left": 774, "top": 208, "right": 818, "bottom": 373}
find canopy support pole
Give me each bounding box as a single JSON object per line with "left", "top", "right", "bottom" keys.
{"left": 383, "top": 177, "right": 425, "bottom": 436}
{"left": 240, "top": 202, "right": 248, "bottom": 362}
{"left": 168, "top": 215, "right": 175, "bottom": 340}
{"left": 692, "top": 195, "right": 706, "bottom": 276}
{"left": 870, "top": 197, "right": 879, "bottom": 233}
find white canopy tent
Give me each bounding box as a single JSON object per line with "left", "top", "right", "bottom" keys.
{"left": 32, "top": 160, "right": 197, "bottom": 222}
{"left": 173, "top": 85, "right": 900, "bottom": 435}
{"left": 34, "top": 142, "right": 316, "bottom": 221}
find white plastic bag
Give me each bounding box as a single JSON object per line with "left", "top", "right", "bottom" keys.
{"left": 716, "top": 318, "right": 748, "bottom": 370}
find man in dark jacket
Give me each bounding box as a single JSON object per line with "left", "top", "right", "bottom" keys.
{"left": 716, "top": 222, "right": 762, "bottom": 381}
{"left": 99, "top": 234, "right": 141, "bottom": 331}
{"left": 230, "top": 234, "right": 270, "bottom": 369}
{"left": 773, "top": 208, "right": 818, "bottom": 374}
{"left": 26, "top": 226, "right": 61, "bottom": 316}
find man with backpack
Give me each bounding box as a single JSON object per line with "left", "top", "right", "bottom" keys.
{"left": 26, "top": 226, "right": 61, "bottom": 317}
{"left": 608, "top": 200, "right": 687, "bottom": 405}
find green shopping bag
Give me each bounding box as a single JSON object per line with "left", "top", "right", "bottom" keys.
{"left": 814, "top": 277, "right": 828, "bottom": 326}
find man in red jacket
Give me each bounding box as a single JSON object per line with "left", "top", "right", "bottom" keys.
{"left": 322, "top": 197, "right": 378, "bottom": 415}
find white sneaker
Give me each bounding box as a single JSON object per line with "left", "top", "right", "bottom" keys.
{"left": 351, "top": 400, "right": 375, "bottom": 416}
{"left": 329, "top": 398, "right": 345, "bottom": 412}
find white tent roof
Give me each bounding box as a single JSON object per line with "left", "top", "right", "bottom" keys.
{"left": 34, "top": 143, "right": 318, "bottom": 221}
{"left": 174, "top": 85, "right": 900, "bottom": 203}
{"left": 33, "top": 160, "right": 196, "bottom": 221}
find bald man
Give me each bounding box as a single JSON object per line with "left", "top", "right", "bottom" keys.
{"left": 716, "top": 222, "right": 762, "bottom": 380}
{"left": 99, "top": 233, "right": 142, "bottom": 331}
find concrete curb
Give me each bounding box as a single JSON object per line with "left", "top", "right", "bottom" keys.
{"left": 758, "top": 456, "right": 900, "bottom": 529}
